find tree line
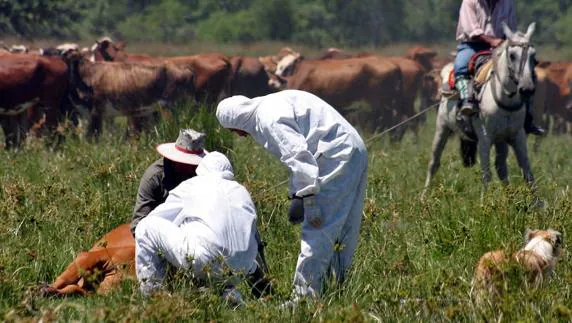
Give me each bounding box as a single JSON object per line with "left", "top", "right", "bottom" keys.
{"left": 1, "top": 0, "right": 571, "bottom": 48}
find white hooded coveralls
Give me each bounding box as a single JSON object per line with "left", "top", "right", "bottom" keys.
{"left": 135, "top": 152, "right": 258, "bottom": 295}
{"left": 216, "top": 90, "right": 368, "bottom": 297}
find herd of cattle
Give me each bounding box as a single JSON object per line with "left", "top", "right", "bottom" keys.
{"left": 0, "top": 38, "right": 570, "bottom": 150}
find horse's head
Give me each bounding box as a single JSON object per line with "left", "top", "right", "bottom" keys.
{"left": 495, "top": 22, "right": 537, "bottom": 98}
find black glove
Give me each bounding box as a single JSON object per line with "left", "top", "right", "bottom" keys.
{"left": 288, "top": 197, "right": 304, "bottom": 225}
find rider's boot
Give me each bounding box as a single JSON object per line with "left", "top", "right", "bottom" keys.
{"left": 524, "top": 99, "right": 545, "bottom": 136}
{"left": 455, "top": 77, "right": 476, "bottom": 135}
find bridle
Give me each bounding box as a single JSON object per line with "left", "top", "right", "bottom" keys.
{"left": 491, "top": 40, "right": 533, "bottom": 111}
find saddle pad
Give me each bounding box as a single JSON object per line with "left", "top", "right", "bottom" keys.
{"left": 448, "top": 68, "right": 455, "bottom": 90}
{"left": 474, "top": 60, "right": 494, "bottom": 87}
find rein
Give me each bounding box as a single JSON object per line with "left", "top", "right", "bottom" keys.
{"left": 490, "top": 40, "right": 532, "bottom": 111}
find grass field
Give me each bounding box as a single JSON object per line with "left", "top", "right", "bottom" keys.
{"left": 0, "top": 102, "right": 570, "bottom": 322}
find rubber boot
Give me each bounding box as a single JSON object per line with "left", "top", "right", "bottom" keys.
{"left": 524, "top": 100, "right": 545, "bottom": 136}
{"left": 455, "top": 77, "right": 476, "bottom": 135}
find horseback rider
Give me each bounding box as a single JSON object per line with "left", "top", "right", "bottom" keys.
{"left": 454, "top": 0, "right": 544, "bottom": 135}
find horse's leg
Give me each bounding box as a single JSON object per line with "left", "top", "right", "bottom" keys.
{"left": 494, "top": 142, "right": 509, "bottom": 185}
{"left": 510, "top": 131, "right": 537, "bottom": 191}
{"left": 477, "top": 135, "right": 492, "bottom": 201}
{"left": 422, "top": 122, "right": 452, "bottom": 198}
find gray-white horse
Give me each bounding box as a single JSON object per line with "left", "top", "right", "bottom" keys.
{"left": 423, "top": 22, "right": 540, "bottom": 202}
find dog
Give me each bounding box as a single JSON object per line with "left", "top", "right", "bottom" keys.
{"left": 472, "top": 229, "right": 563, "bottom": 305}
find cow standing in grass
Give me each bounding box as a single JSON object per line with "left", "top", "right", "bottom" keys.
{"left": 90, "top": 37, "right": 232, "bottom": 104}
{"left": 0, "top": 54, "right": 75, "bottom": 150}
{"left": 272, "top": 54, "right": 404, "bottom": 133}
{"left": 67, "top": 54, "right": 195, "bottom": 137}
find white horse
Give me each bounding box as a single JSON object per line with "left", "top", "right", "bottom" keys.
{"left": 423, "top": 22, "right": 540, "bottom": 202}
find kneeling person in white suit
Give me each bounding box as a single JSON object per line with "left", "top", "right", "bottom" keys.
{"left": 135, "top": 152, "right": 258, "bottom": 299}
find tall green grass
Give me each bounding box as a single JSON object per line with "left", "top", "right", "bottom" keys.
{"left": 0, "top": 102, "right": 571, "bottom": 321}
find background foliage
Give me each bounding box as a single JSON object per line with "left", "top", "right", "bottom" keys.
{"left": 1, "top": 0, "right": 571, "bottom": 47}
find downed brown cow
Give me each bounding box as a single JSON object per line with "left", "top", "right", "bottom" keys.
{"left": 90, "top": 38, "right": 232, "bottom": 104}
{"left": 0, "top": 54, "right": 73, "bottom": 149}
{"left": 42, "top": 224, "right": 135, "bottom": 296}
{"left": 68, "top": 55, "right": 195, "bottom": 137}
{"left": 273, "top": 54, "right": 404, "bottom": 133}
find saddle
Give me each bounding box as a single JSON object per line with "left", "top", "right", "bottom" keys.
{"left": 446, "top": 50, "right": 494, "bottom": 93}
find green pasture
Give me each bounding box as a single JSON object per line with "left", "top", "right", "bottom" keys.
{"left": 0, "top": 104, "right": 571, "bottom": 322}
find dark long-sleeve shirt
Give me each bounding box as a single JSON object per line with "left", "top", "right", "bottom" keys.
{"left": 130, "top": 158, "right": 189, "bottom": 235}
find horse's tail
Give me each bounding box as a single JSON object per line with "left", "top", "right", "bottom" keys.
{"left": 460, "top": 139, "right": 477, "bottom": 167}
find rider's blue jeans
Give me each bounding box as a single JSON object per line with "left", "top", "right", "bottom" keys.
{"left": 454, "top": 42, "right": 491, "bottom": 78}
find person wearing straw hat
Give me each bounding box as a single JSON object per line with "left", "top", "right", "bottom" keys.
{"left": 131, "top": 129, "right": 272, "bottom": 298}
{"left": 131, "top": 129, "right": 207, "bottom": 236}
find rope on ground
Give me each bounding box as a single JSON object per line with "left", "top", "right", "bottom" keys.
{"left": 365, "top": 102, "right": 439, "bottom": 146}
{"left": 252, "top": 179, "right": 289, "bottom": 200}
{"left": 252, "top": 102, "right": 440, "bottom": 198}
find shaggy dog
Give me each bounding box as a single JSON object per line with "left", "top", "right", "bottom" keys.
{"left": 472, "top": 229, "right": 563, "bottom": 305}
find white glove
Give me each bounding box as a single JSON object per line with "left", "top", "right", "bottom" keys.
{"left": 303, "top": 195, "right": 323, "bottom": 228}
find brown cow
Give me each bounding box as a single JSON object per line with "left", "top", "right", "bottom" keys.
{"left": 285, "top": 49, "right": 429, "bottom": 138}
{"left": 0, "top": 54, "right": 73, "bottom": 149}
{"left": 90, "top": 38, "right": 232, "bottom": 104}
{"left": 537, "top": 61, "right": 572, "bottom": 134}
{"left": 42, "top": 224, "right": 135, "bottom": 296}
{"left": 406, "top": 46, "right": 438, "bottom": 73}
{"left": 68, "top": 56, "right": 195, "bottom": 137}
{"left": 273, "top": 54, "right": 404, "bottom": 133}
{"left": 229, "top": 56, "right": 276, "bottom": 97}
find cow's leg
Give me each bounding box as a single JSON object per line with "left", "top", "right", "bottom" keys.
{"left": 96, "top": 270, "right": 126, "bottom": 294}
{"left": 49, "top": 251, "right": 103, "bottom": 290}
{"left": 127, "top": 115, "right": 149, "bottom": 137}
{"left": 494, "top": 142, "right": 509, "bottom": 185}
{"left": 42, "top": 100, "right": 67, "bottom": 150}
{"left": 87, "top": 110, "right": 103, "bottom": 139}
{"left": 422, "top": 123, "right": 452, "bottom": 198}
{"left": 0, "top": 115, "right": 27, "bottom": 151}
{"left": 45, "top": 246, "right": 134, "bottom": 297}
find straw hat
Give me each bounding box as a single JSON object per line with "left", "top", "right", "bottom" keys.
{"left": 156, "top": 129, "right": 207, "bottom": 165}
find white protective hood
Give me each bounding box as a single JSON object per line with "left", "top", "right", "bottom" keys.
{"left": 147, "top": 151, "right": 257, "bottom": 273}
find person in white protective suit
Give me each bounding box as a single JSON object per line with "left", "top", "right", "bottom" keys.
{"left": 135, "top": 152, "right": 258, "bottom": 300}
{"left": 216, "top": 90, "right": 368, "bottom": 300}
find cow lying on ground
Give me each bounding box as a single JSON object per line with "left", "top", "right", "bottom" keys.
{"left": 42, "top": 224, "right": 135, "bottom": 296}
{"left": 68, "top": 54, "right": 195, "bottom": 137}
{"left": 0, "top": 54, "right": 74, "bottom": 149}
{"left": 90, "top": 37, "right": 232, "bottom": 104}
